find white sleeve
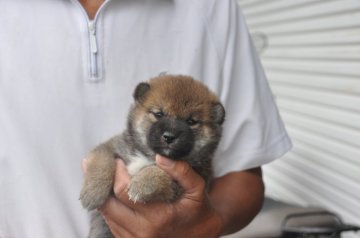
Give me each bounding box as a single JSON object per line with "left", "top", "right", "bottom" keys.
{"left": 208, "top": 0, "right": 292, "bottom": 177}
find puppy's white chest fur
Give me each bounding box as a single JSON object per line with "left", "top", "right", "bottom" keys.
{"left": 126, "top": 153, "right": 154, "bottom": 176}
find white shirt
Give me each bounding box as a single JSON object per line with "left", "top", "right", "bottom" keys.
{"left": 0, "top": 0, "right": 291, "bottom": 237}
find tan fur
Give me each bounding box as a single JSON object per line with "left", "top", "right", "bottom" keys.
{"left": 142, "top": 75, "right": 220, "bottom": 121}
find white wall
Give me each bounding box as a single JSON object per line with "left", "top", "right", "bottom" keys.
{"left": 237, "top": 0, "right": 360, "bottom": 237}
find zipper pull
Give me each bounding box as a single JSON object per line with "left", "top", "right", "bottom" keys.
{"left": 88, "top": 20, "right": 99, "bottom": 79}
{"left": 89, "top": 21, "right": 98, "bottom": 53}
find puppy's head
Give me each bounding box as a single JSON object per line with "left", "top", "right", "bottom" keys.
{"left": 130, "top": 75, "right": 225, "bottom": 160}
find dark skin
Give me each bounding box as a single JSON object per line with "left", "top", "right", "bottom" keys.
{"left": 108, "top": 157, "right": 263, "bottom": 237}
{"left": 79, "top": 1, "right": 265, "bottom": 237}
{"left": 79, "top": 0, "right": 104, "bottom": 19}
{"left": 83, "top": 155, "right": 264, "bottom": 237}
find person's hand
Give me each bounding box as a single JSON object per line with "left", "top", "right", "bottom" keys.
{"left": 98, "top": 155, "right": 223, "bottom": 238}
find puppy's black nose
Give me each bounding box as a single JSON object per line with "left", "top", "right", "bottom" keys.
{"left": 161, "top": 132, "right": 176, "bottom": 144}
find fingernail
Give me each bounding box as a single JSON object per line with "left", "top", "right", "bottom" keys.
{"left": 100, "top": 212, "right": 108, "bottom": 223}
{"left": 116, "top": 159, "right": 126, "bottom": 167}
{"left": 156, "top": 154, "right": 174, "bottom": 168}
{"left": 81, "top": 159, "right": 88, "bottom": 173}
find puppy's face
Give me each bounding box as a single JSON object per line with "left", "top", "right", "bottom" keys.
{"left": 131, "top": 75, "right": 225, "bottom": 160}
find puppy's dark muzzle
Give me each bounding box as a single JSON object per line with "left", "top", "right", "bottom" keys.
{"left": 147, "top": 118, "right": 195, "bottom": 159}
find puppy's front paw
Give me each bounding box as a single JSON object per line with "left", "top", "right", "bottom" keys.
{"left": 80, "top": 181, "right": 112, "bottom": 211}
{"left": 127, "top": 165, "right": 180, "bottom": 203}
{"left": 80, "top": 152, "right": 116, "bottom": 210}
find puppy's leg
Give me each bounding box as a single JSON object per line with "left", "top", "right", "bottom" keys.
{"left": 127, "top": 165, "right": 182, "bottom": 203}
{"left": 80, "top": 144, "right": 116, "bottom": 210}
{"left": 88, "top": 211, "right": 114, "bottom": 238}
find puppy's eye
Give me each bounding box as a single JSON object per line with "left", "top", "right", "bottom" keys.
{"left": 186, "top": 118, "right": 198, "bottom": 126}
{"left": 152, "top": 111, "right": 164, "bottom": 119}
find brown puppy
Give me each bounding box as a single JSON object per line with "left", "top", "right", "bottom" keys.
{"left": 80, "top": 75, "right": 225, "bottom": 238}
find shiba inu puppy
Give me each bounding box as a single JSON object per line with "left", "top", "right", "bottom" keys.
{"left": 80, "top": 75, "right": 225, "bottom": 237}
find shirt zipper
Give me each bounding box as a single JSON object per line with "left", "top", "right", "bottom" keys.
{"left": 88, "top": 20, "right": 99, "bottom": 80}
{"left": 71, "top": 0, "right": 112, "bottom": 82}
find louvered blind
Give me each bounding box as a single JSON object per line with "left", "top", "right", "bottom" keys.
{"left": 237, "top": 0, "right": 360, "bottom": 237}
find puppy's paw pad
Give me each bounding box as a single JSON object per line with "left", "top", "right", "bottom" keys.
{"left": 127, "top": 181, "right": 150, "bottom": 203}
{"left": 127, "top": 166, "right": 177, "bottom": 203}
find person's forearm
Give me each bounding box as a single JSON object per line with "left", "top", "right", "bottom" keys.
{"left": 209, "top": 167, "right": 265, "bottom": 235}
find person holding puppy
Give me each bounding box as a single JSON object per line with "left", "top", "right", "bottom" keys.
{"left": 0, "top": 0, "right": 291, "bottom": 237}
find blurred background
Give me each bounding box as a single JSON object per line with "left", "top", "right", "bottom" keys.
{"left": 236, "top": 0, "right": 360, "bottom": 237}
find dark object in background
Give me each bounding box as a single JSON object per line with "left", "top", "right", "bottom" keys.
{"left": 224, "top": 198, "right": 360, "bottom": 238}
{"left": 282, "top": 211, "right": 360, "bottom": 238}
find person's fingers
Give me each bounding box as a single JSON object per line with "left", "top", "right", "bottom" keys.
{"left": 99, "top": 197, "right": 136, "bottom": 230}
{"left": 156, "top": 155, "right": 205, "bottom": 201}
{"left": 105, "top": 218, "right": 134, "bottom": 238}
{"left": 112, "top": 159, "right": 130, "bottom": 197}
{"left": 100, "top": 196, "right": 173, "bottom": 238}
{"left": 81, "top": 158, "right": 88, "bottom": 173}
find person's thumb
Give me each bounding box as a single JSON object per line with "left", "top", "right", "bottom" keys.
{"left": 155, "top": 154, "right": 205, "bottom": 199}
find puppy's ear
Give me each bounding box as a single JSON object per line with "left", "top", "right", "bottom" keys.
{"left": 133, "top": 82, "right": 150, "bottom": 102}
{"left": 212, "top": 103, "right": 225, "bottom": 125}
